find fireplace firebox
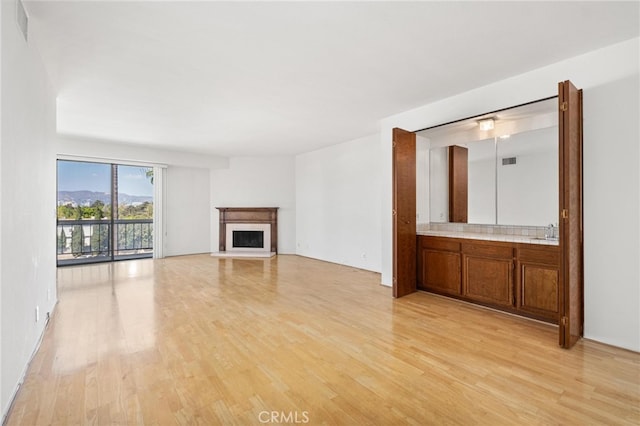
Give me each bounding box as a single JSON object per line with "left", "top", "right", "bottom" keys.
{"left": 233, "top": 230, "right": 264, "bottom": 248}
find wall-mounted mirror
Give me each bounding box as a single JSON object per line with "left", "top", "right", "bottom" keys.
{"left": 416, "top": 97, "right": 558, "bottom": 227}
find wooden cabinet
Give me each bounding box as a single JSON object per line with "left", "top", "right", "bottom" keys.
{"left": 462, "top": 243, "right": 514, "bottom": 307}
{"left": 421, "top": 251, "right": 461, "bottom": 295}
{"left": 417, "top": 237, "right": 461, "bottom": 295}
{"left": 417, "top": 235, "right": 559, "bottom": 323}
{"left": 517, "top": 247, "right": 560, "bottom": 322}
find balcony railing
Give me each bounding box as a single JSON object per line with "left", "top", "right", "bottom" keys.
{"left": 57, "top": 219, "right": 153, "bottom": 265}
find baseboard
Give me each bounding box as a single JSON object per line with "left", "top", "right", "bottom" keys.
{"left": 1, "top": 300, "right": 58, "bottom": 424}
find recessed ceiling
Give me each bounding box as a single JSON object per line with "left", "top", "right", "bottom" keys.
{"left": 25, "top": 1, "right": 639, "bottom": 157}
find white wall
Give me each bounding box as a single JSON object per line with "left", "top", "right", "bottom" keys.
{"left": 165, "top": 166, "right": 211, "bottom": 256}
{"left": 379, "top": 37, "right": 640, "bottom": 351}
{"left": 496, "top": 131, "right": 558, "bottom": 226}
{"left": 56, "top": 135, "right": 228, "bottom": 170}
{"left": 211, "top": 157, "right": 296, "bottom": 254}
{"left": 295, "top": 134, "right": 381, "bottom": 271}
{"left": 1, "top": 0, "right": 58, "bottom": 418}
{"left": 583, "top": 73, "right": 639, "bottom": 351}
{"left": 429, "top": 147, "right": 449, "bottom": 223}
{"left": 468, "top": 156, "right": 496, "bottom": 224}
{"left": 416, "top": 135, "right": 429, "bottom": 225}
{"left": 0, "top": 0, "right": 4, "bottom": 411}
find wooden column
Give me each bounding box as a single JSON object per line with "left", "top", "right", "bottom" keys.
{"left": 448, "top": 145, "right": 468, "bottom": 223}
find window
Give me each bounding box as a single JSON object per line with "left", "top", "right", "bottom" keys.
{"left": 56, "top": 160, "right": 154, "bottom": 265}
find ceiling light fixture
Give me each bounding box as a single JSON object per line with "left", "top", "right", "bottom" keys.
{"left": 478, "top": 118, "right": 494, "bottom": 131}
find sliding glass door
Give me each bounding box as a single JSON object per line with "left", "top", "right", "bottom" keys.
{"left": 56, "top": 160, "right": 154, "bottom": 265}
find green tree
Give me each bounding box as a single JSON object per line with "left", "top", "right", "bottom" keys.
{"left": 81, "top": 206, "right": 93, "bottom": 219}
{"left": 91, "top": 200, "right": 106, "bottom": 219}
{"left": 57, "top": 228, "right": 67, "bottom": 253}
{"left": 118, "top": 202, "right": 153, "bottom": 219}
{"left": 71, "top": 225, "right": 85, "bottom": 257}
{"left": 141, "top": 224, "right": 153, "bottom": 249}
{"left": 57, "top": 203, "right": 76, "bottom": 219}
{"left": 144, "top": 201, "right": 153, "bottom": 218}
{"left": 144, "top": 168, "right": 154, "bottom": 185}
{"left": 90, "top": 224, "right": 109, "bottom": 254}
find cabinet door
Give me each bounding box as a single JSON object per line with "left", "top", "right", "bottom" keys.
{"left": 519, "top": 262, "right": 559, "bottom": 321}
{"left": 420, "top": 249, "right": 461, "bottom": 296}
{"left": 558, "top": 80, "right": 583, "bottom": 348}
{"left": 463, "top": 255, "right": 513, "bottom": 307}
{"left": 517, "top": 246, "right": 560, "bottom": 322}
{"left": 392, "top": 128, "right": 416, "bottom": 298}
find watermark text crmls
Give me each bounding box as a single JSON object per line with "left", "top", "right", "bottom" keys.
{"left": 258, "top": 410, "right": 310, "bottom": 424}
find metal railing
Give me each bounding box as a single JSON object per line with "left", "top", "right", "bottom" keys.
{"left": 57, "top": 219, "right": 153, "bottom": 265}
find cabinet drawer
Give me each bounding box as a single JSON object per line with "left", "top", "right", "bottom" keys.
{"left": 461, "top": 242, "right": 513, "bottom": 259}
{"left": 420, "top": 236, "right": 460, "bottom": 253}
{"left": 518, "top": 246, "right": 559, "bottom": 267}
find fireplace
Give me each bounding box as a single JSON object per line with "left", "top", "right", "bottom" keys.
{"left": 225, "top": 223, "right": 271, "bottom": 253}
{"left": 215, "top": 207, "right": 278, "bottom": 256}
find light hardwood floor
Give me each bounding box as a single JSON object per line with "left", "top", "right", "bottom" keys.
{"left": 6, "top": 254, "right": 640, "bottom": 425}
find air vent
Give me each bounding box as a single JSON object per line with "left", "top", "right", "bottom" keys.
{"left": 16, "top": 0, "right": 29, "bottom": 42}
{"left": 502, "top": 157, "right": 517, "bottom": 166}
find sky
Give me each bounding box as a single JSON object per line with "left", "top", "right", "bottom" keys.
{"left": 57, "top": 160, "right": 154, "bottom": 197}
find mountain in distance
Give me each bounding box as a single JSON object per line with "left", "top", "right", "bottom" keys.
{"left": 57, "top": 190, "right": 152, "bottom": 206}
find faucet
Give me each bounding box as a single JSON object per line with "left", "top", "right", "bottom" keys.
{"left": 545, "top": 223, "right": 557, "bottom": 240}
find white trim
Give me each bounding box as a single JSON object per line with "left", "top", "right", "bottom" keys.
{"left": 57, "top": 154, "right": 168, "bottom": 169}
{"left": 1, "top": 302, "right": 57, "bottom": 424}
{"left": 153, "top": 166, "right": 166, "bottom": 259}
{"left": 0, "top": 1, "right": 3, "bottom": 419}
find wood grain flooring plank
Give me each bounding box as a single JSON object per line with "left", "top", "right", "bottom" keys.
{"left": 4, "top": 254, "right": 639, "bottom": 425}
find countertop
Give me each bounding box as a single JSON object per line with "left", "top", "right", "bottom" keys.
{"left": 417, "top": 230, "right": 559, "bottom": 246}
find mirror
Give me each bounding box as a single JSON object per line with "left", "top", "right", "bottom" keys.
{"left": 417, "top": 97, "right": 558, "bottom": 227}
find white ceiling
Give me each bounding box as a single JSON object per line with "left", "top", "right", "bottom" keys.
{"left": 25, "top": 1, "right": 639, "bottom": 157}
